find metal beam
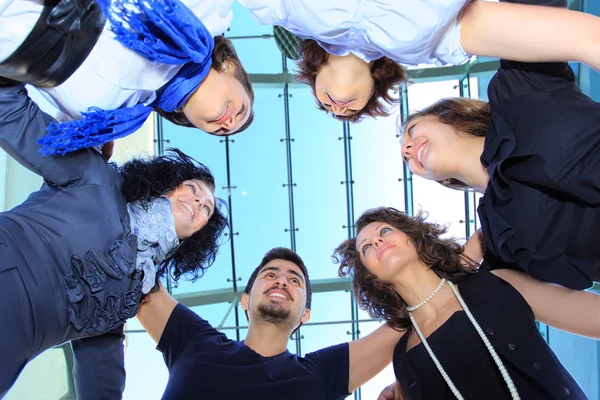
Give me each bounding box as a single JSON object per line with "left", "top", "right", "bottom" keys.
{"left": 174, "top": 277, "right": 352, "bottom": 308}
{"left": 248, "top": 60, "right": 501, "bottom": 87}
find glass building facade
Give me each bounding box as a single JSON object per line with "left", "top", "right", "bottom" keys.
{"left": 5, "top": 1, "right": 600, "bottom": 399}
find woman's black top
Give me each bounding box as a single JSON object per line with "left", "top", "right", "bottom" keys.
{"left": 393, "top": 268, "right": 585, "bottom": 399}
{"left": 478, "top": 60, "right": 600, "bottom": 290}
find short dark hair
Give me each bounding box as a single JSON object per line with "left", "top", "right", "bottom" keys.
{"left": 118, "top": 148, "right": 228, "bottom": 286}
{"left": 155, "top": 35, "right": 255, "bottom": 135}
{"left": 242, "top": 248, "right": 312, "bottom": 335}
{"left": 296, "top": 39, "right": 406, "bottom": 122}
{"left": 334, "top": 207, "right": 476, "bottom": 330}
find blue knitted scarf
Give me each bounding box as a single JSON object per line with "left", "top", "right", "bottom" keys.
{"left": 37, "top": 0, "right": 215, "bottom": 155}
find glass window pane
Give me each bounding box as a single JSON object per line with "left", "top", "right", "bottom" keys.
{"left": 4, "top": 347, "right": 69, "bottom": 400}
{"left": 229, "top": 87, "right": 292, "bottom": 282}
{"left": 289, "top": 86, "right": 349, "bottom": 280}
{"left": 351, "top": 92, "right": 406, "bottom": 216}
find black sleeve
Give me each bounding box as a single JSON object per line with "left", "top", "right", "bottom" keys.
{"left": 70, "top": 326, "right": 126, "bottom": 400}
{"left": 0, "top": 83, "right": 105, "bottom": 186}
{"left": 305, "top": 343, "right": 351, "bottom": 399}
{"left": 157, "top": 303, "right": 222, "bottom": 369}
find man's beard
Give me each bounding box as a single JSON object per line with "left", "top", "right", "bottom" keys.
{"left": 257, "top": 302, "right": 291, "bottom": 325}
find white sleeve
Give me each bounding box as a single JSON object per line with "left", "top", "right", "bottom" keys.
{"left": 180, "top": 0, "right": 234, "bottom": 36}
{"left": 237, "top": 0, "right": 285, "bottom": 26}
{"left": 0, "top": 0, "right": 44, "bottom": 62}
{"left": 431, "top": 7, "right": 472, "bottom": 66}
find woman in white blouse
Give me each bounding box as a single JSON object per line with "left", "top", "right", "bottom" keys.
{"left": 0, "top": 0, "right": 254, "bottom": 155}
{"left": 240, "top": 0, "right": 600, "bottom": 122}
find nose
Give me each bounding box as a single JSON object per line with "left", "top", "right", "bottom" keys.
{"left": 193, "top": 193, "right": 206, "bottom": 210}
{"left": 401, "top": 139, "right": 413, "bottom": 161}
{"left": 222, "top": 114, "right": 236, "bottom": 130}
{"left": 370, "top": 234, "right": 384, "bottom": 249}
{"left": 331, "top": 104, "right": 346, "bottom": 115}
{"left": 274, "top": 275, "right": 288, "bottom": 287}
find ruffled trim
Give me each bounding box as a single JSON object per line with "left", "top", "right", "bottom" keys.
{"left": 64, "top": 224, "right": 143, "bottom": 335}
{"left": 479, "top": 112, "right": 595, "bottom": 290}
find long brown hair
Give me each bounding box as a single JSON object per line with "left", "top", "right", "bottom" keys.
{"left": 401, "top": 98, "right": 491, "bottom": 190}
{"left": 155, "top": 36, "right": 255, "bottom": 134}
{"left": 296, "top": 39, "right": 406, "bottom": 122}
{"left": 334, "top": 207, "right": 476, "bottom": 330}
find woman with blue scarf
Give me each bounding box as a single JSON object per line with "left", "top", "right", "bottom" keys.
{"left": 0, "top": 83, "right": 228, "bottom": 398}
{"left": 0, "top": 0, "right": 254, "bottom": 155}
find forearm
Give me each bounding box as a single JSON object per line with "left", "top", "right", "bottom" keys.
{"left": 136, "top": 283, "right": 178, "bottom": 344}
{"left": 492, "top": 269, "right": 600, "bottom": 339}
{"left": 71, "top": 326, "right": 126, "bottom": 400}
{"left": 461, "top": 1, "right": 600, "bottom": 71}
{"left": 348, "top": 324, "right": 404, "bottom": 393}
{"left": 462, "top": 229, "right": 485, "bottom": 266}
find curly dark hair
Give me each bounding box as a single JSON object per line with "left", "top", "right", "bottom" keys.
{"left": 334, "top": 207, "right": 476, "bottom": 330}
{"left": 118, "top": 148, "right": 228, "bottom": 286}
{"left": 155, "top": 35, "right": 255, "bottom": 135}
{"left": 296, "top": 39, "right": 406, "bottom": 122}
{"left": 401, "top": 98, "right": 491, "bottom": 190}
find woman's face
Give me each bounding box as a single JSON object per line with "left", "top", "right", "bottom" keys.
{"left": 400, "top": 115, "right": 460, "bottom": 182}
{"left": 166, "top": 179, "right": 215, "bottom": 238}
{"left": 355, "top": 222, "right": 420, "bottom": 282}
{"left": 183, "top": 63, "right": 252, "bottom": 136}
{"left": 314, "top": 55, "right": 374, "bottom": 118}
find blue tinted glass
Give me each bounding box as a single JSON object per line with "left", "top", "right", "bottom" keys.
{"left": 228, "top": 86, "right": 292, "bottom": 281}
{"left": 350, "top": 93, "right": 405, "bottom": 215}
{"left": 288, "top": 85, "right": 349, "bottom": 279}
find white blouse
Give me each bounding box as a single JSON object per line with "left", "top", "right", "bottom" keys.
{"left": 0, "top": 0, "right": 234, "bottom": 121}
{"left": 238, "top": 0, "right": 472, "bottom": 67}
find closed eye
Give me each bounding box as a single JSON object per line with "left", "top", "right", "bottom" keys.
{"left": 361, "top": 243, "right": 371, "bottom": 256}
{"left": 185, "top": 183, "right": 196, "bottom": 194}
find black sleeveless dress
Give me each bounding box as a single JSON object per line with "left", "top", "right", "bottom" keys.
{"left": 393, "top": 268, "right": 585, "bottom": 399}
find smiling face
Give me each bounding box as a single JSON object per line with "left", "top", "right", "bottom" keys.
{"left": 241, "top": 259, "right": 310, "bottom": 329}
{"left": 182, "top": 63, "right": 252, "bottom": 136}
{"left": 355, "top": 222, "right": 420, "bottom": 282}
{"left": 314, "top": 54, "right": 374, "bottom": 118}
{"left": 400, "top": 115, "right": 463, "bottom": 182}
{"left": 165, "top": 179, "right": 215, "bottom": 239}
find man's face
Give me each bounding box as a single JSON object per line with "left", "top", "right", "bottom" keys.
{"left": 241, "top": 259, "right": 310, "bottom": 330}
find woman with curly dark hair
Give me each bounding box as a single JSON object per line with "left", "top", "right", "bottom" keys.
{"left": 0, "top": 0, "right": 254, "bottom": 156}
{"left": 240, "top": 0, "right": 600, "bottom": 122}
{"left": 0, "top": 83, "right": 227, "bottom": 398}
{"left": 335, "top": 207, "right": 599, "bottom": 399}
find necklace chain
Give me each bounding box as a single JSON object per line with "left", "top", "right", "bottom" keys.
{"left": 408, "top": 280, "right": 520, "bottom": 400}
{"left": 406, "top": 278, "right": 446, "bottom": 312}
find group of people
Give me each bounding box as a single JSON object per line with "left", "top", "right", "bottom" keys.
{"left": 1, "top": 0, "right": 599, "bottom": 398}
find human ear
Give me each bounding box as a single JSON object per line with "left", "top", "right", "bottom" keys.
{"left": 240, "top": 293, "right": 249, "bottom": 311}
{"left": 300, "top": 309, "right": 311, "bottom": 324}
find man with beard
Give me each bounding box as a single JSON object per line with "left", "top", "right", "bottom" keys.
{"left": 138, "top": 247, "right": 403, "bottom": 399}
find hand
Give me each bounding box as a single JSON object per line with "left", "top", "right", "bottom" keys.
{"left": 377, "top": 381, "right": 405, "bottom": 400}
{"left": 101, "top": 141, "right": 115, "bottom": 161}
{"left": 461, "top": 229, "right": 485, "bottom": 268}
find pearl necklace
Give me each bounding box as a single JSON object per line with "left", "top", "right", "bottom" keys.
{"left": 406, "top": 278, "right": 446, "bottom": 312}
{"left": 408, "top": 281, "right": 520, "bottom": 400}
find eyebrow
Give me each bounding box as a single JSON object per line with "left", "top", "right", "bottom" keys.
{"left": 261, "top": 266, "right": 305, "bottom": 284}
